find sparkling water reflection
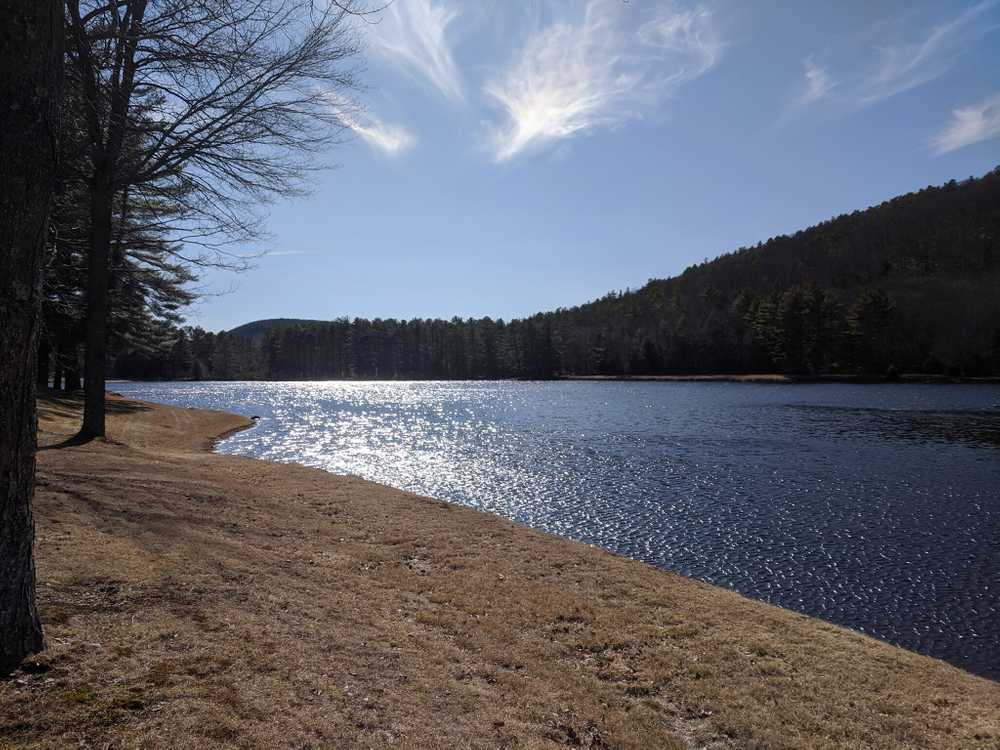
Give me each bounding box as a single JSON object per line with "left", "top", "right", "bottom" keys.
{"left": 113, "top": 380, "right": 1000, "bottom": 679}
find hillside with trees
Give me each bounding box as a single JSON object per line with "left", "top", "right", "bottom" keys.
{"left": 108, "top": 167, "right": 1000, "bottom": 382}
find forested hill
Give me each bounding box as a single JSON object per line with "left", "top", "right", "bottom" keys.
{"left": 114, "top": 168, "right": 1000, "bottom": 380}
{"left": 228, "top": 319, "right": 329, "bottom": 342}
{"left": 541, "top": 167, "right": 1000, "bottom": 376}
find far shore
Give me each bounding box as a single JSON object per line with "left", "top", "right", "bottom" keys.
{"left": 560, "top": 373, "right": 1000, "bottom": 384}
{"left": 105, "top": 372, "right": 1000, "bottom": 386}
{"left": 2, "top": 391, "right": 997, "bottom": 748}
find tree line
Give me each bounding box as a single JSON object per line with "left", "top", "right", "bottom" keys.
{"left": 117, "top": 168, "right": 1000, "bottom": 382}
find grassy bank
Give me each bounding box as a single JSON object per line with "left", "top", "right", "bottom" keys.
{"left": 1, "top": 393, "right": 997, "bottom": 748}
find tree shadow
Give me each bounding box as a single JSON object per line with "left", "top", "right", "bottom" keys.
{"left": 37, "top": 391, "right": 154, "bottom": 450}
{"left": 37, "top": 434, "right": 95, "bottom": 451}
{"left": 105, "top": 399, "right": 153, "bottom": 415}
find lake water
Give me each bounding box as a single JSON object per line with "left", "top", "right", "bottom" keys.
{"left": 112, "top": 380, "right": 1000, "bottom": 680}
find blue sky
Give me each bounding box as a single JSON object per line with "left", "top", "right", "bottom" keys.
{"left": 188, "top": 0, "right": 1000, "bottom": 331}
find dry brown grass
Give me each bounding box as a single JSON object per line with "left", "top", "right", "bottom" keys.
{"left": 0, "top": 392, "right": 997, "bottom": 749}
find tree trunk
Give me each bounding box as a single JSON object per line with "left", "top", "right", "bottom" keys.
{"left": 0, "top": 0, "right": 62, "bottom": 675}
{"left": 52, "top": 359, "right": 64, "bottom": 392}
{"left": 37, "top": 338, "right": 50, "bottom": 389}
{"left": 80, "top": 181, "right": 113, "bottom": 438}
{"left": 54, "top": 330, "right": 74, "bottom": 391}
{"left": 73, "top": 0, "right": 146, "bottom": 440}
{"left": 64, "top": 346, "right": 81, "bottom": 393}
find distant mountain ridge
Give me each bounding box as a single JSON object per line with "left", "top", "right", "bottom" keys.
{"left": 228, "top": 319, "right": 329, "bottom": 341}
{"left": 118, "top": 167, "right": 1000, "bottom": 380}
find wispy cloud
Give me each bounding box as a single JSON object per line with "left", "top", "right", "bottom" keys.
{"left": 931, "top": 92, "right": 1000, "bottom": 154}
{"left": 858, "top": 0, "right": 998, "bottom": 105}
{"left": 484, "top": 1, "right": 723, "bottom": 162}
{"left": 792, "top": 58, "right": 835, "bottom": 108}
{"left": 342, "top": 110, "right": 417, "bottom": 156}
{"left": 369, "top": 0, "right": 463, "bottom": 103}
{"left": 322, "top": 91, "right": 416, "bottom": 156}
{"left": 791, "top": 1, "right": 998, "bottom": 112}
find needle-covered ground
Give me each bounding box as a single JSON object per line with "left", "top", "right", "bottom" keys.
{"left": 1, "top": 392, "right": 998, "bottom": 749}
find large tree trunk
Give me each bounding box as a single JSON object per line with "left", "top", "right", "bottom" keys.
{"left": 0, "top": 0, "right": 62, "bottom": 675}
{"left": 80, "top": 180, "right": 113, "bottom": 438}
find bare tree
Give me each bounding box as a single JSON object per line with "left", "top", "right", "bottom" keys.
{"left": 0, "top": 0, "right": 63, "bottom": 674}
{"left": 66, "top": 0, "right": 365, "bottom": 437}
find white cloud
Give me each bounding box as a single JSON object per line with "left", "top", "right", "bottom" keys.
{"left": 858, "top": 0, "right": 997, "bottom": 105}
{"left": 793, "top": 58, "right": 835, "bottom": 107}
{"left": 931, "top": 92, "right": 1000, "bottom": 154}
{"left": 637, "top": 6, "right": 721, "bottom": 75}
{"left": 483, "top": 0, "right": 722, "bottom": 162}
{"left": 322, "top": 90, "right": 416, "bottom": 156}
{"left": 793, "top": 1, "right": 998, "bottom": 112}
{"left": 342, "top": 111, "right": 417, "bottom": 156}
{"left": 369, "top": 0, "right": 463, "bottom": 103}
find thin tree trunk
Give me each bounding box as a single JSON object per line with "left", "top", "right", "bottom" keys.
{"left": 64, "top": 344, "right": 81, "bottom": 392}
{"left": 0, "top": 0, "right": 62, "bottom": 675}
{"left": 55, "top": 330, "right": 71, "bottom": 391}
{"left": 80, "top": 180, "right": 113, "bottom": 437}
{"left": 37, "top": 338, "right": 50, "bottom": 389}
{"left": 52, "top": 358, "right": 64, "bottom": 392}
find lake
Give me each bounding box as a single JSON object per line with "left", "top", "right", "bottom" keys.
{"left": 111, "top": 380, "right": 1000, "bottom": 679}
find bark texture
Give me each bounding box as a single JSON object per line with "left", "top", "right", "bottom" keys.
{"left": 0, "top": 0, "right": 62, "bottom": 674}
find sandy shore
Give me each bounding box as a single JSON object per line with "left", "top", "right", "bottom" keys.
{"left": 0, "top": 392, "right": 997, "bottom": 748}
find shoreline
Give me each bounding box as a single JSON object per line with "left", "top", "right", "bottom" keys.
{"left": 3, "top": 393, "right": 998, "bottom": 748}
{"left": 559, "top": 373, "right": 1000, "bottom": 384}
{"left": 107, "top": 373, "right": 1000, "bottom": 385}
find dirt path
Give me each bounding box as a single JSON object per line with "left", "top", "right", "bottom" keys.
{"left": 1, "top": 392, "right": 997, "bottom": 749}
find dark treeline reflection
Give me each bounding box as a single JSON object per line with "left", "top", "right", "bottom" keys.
{"left": 112, "top": 167, "right": 1000, "bottom": 381}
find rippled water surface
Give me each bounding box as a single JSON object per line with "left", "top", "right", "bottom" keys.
{"left": 113, "top": 380, "right": 1000, "bottom": 679}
